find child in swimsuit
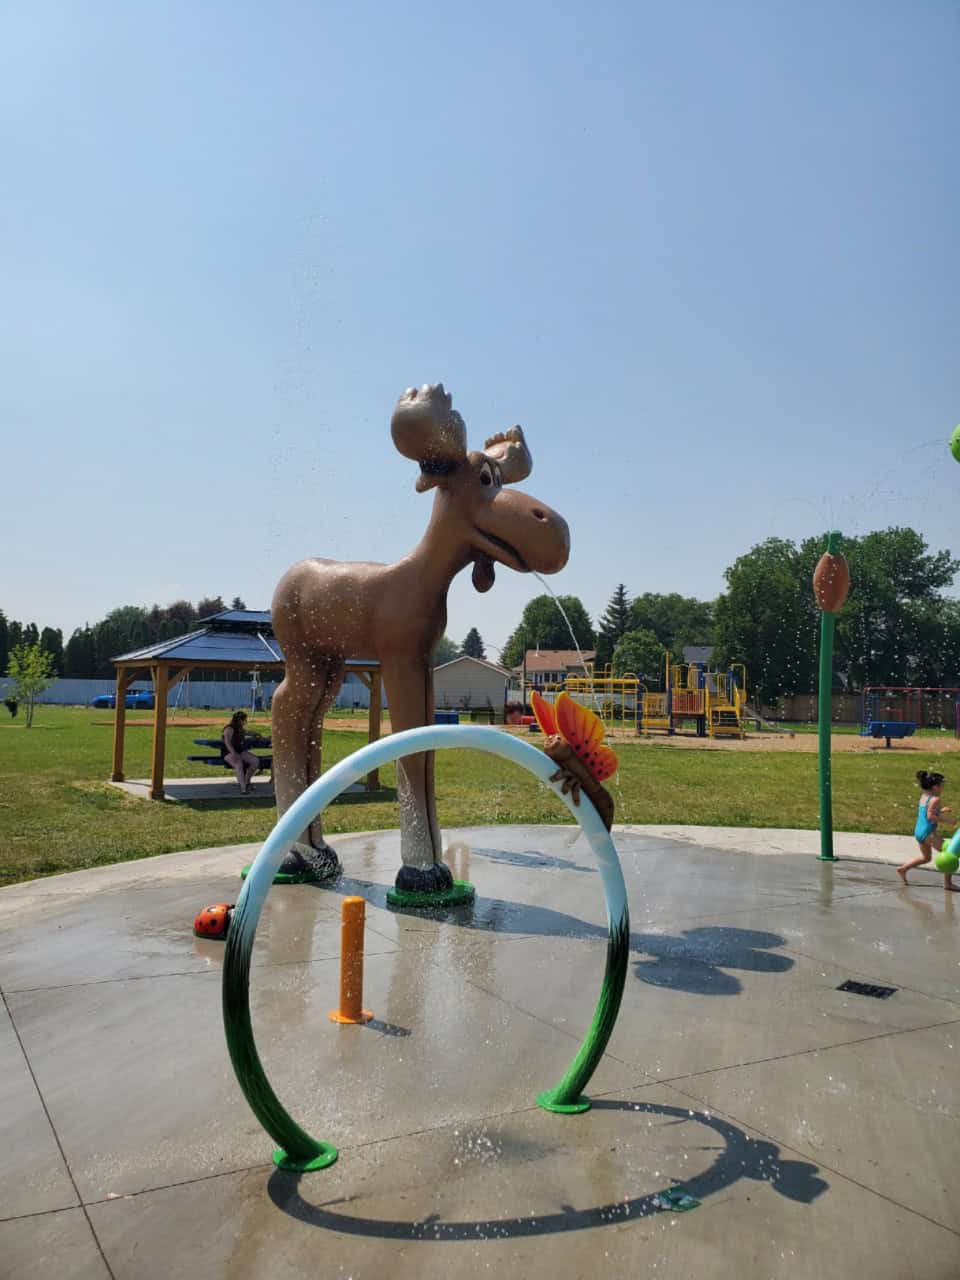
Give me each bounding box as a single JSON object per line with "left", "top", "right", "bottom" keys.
{"left": 896, "top": 770, "right": 957, "bottom": 890}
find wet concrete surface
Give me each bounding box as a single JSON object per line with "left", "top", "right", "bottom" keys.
{"left": 1, "top": 825, "right": 958, "bottom": 1278}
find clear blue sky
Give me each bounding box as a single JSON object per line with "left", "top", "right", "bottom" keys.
{"left": 2, "top": 1, "right": 957, "bottom": 655}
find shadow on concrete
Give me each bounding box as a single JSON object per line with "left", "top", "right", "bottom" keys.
{"left": 469, "top": 847, "right": 598, "bottom": 875}
{"left": 266, "top": 1099, "right": 827, "bottom": 1240}
{"left": 322, "top": 876, "right": 792, "bottom": 995}
{"left": 181, "top": 787, "right": 397, "bottom": 813}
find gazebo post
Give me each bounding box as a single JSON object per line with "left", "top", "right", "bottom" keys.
{"left": 366, "top": 671, "right": 382, "bottom": 791}
{"left": 150, "top": 662, "right": 170, "bottom": 800}
{"left": 111, "top": 665, "right": 133, "bottom": 782}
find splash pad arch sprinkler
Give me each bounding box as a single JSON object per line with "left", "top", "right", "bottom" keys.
{"left": 222, "top": 724, "right": 630, "bottom": 1172}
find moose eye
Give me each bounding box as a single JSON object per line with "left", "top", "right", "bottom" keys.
{"left": 480, "top": 462, "right": 493, "bottom": 486}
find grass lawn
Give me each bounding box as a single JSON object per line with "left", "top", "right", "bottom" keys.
{"left": 0, "top": 706, "right": 950, "bottom": 887}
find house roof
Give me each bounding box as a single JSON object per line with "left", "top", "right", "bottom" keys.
{"left": 520, "top": 649, "right": 596, "bottom": 673}
{"left": 682, "top": 645, "right": 716, "bottom": 666}
{"left": 112, "top": 609, "right": 378, "bottom": 670}
{"left": 433, "top": 654, "right": 512, "bottom": 678}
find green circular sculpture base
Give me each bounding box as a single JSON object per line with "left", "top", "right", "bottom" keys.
{"left": 386, "top": 880, "right": 475, "bottom": 910}
{"left": 536, "top": 1090, "right": 591, "bottom": 1114}
{"left": 240, "top": 863, "right": 340, "bottom": 885}
{"left": 272, "top": 1143, "right": 339, "bottom": 1172}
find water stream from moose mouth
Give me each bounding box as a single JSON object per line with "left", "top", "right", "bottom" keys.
{"left": 531, "top": 572, "right": 594, "bottom": 685}
{"left": 531, "top": 571, "right": 630, "bottom": 821}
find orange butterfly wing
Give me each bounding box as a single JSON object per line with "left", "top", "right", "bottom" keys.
{"left": 554, "top": 692, "right": 619, "bottom": 782}
{"left": 530, "top": 689, "right": 558, "bottom": 736}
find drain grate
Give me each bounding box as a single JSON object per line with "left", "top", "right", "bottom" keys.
{"left": 837, "top": 979, "right": 897, "bottom": 999}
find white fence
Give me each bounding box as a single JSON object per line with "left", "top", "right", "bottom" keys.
{"left": 0, "top": 673, "right": 379, "bottom": 711}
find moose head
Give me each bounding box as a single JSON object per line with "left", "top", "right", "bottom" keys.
{"left": 390, "top": 383, "right": 570, "bottom": 593}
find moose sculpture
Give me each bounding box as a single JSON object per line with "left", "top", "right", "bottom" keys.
{"left": 271, "top": 383, "right": 570, "bottom": 896}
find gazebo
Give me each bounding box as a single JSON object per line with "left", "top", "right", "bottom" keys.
{"left": 110, "top": 610, "right": 383, "bottom": 799}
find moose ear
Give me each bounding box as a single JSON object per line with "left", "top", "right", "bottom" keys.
{"left": 391, "top": 383, "right": 468, "bottom": 492}
{"left": 483, "top": 425, "right": 532, "bottom": 484}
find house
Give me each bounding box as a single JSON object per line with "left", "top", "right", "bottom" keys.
{"left": 682, "top": 645, "right": 715, "bottom": 666}
{"left": 515, "top": 649, "right": 597, "bottom": 689}
{"left": 432, "top": 655, "right": 512, "bottom": 718}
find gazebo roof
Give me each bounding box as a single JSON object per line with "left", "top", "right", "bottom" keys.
{"left": 112, "top": 609, "right": 377, "bottom": 670}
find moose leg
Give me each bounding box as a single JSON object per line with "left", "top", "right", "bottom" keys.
{"left": 379, "top": 657, "right": 452, "bottom": 894}
{"left": 272, "top": 654, "right": 344, "bottom": 877}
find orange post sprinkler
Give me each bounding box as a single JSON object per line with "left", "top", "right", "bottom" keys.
{"left": 329, "top": 896, "right": 373, "bottom": 1025}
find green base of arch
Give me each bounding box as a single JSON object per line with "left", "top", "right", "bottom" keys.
{"left": 536, "top": 1090, "right": 592, "bottom": 1114}
{"left": 272, "top": 1144, "right": 339, "bottom": 1172}
{"left": 240, "top": 862, "right": 341, "bottom": 885}
{"left": 386, "top": 880, "right": 476, "bottom": 910}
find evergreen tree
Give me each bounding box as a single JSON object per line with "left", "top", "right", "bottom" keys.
{"left": 460, "top": 627, "right": 486, "bottom": 659}
{"left": 22, "top": 623, "right": 39, "bottom": 648}
{"left": 594, "top": 584, "right": 631, "bottom": 671}
{"left": 7, "top": 620, "right": 22, "bottom": 651}
{"left": 64, "top": 627, "right": 96, "bottom": 678}
{"left": 0, "top": 611, "right": 7, "bottom": 678}
{"left": 39, "top": 627, "right": 64, "bottom": 675}
{"left": 230, "top": 596, "right": 247, "bottom": 611}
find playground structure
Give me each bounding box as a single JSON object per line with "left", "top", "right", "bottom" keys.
{"left": 861, "top": 686, "right": 960, "bottom": 748}
{"left": 564, "top": 653, "right": 748, "bottom": 738}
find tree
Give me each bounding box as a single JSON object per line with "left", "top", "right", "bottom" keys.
{"left": 40, "top": 627, "right": 64, "bottom": 675}
{"left": 501, "top": 596, "right": 596, "bottom": 667}
{"left": 714, "top": 537, "right": 817, "bottom": 705}
{"left": 93, "top": 620, "right": 122, "bottom": 677}
{"left": 0, "top": 611, "right": 7, "bottom": 679}
{"left": 5, "top": 643, "right": 57, "bottom": 727}
{"left": 628, "top": 593, "right": 714, "bottom": 654}
{"left": 821, "top": 528, "right": 960, "bottom": 688}
{"left": 22, "top": 623, "right": 39, "bottom": 648}
{"left": 460, "top": 627, "right": 486, "bottom": 659}
{"left": 64, "top": 627, "right": 96, "bottom": 678}
{"left": 432, "top": 634, "right": 459, "bottom": 666}
{"left": 612, "top": 628, "right": 666, "bottom": 679}
{"left": 197, "top": 596, "right": 226, "bottom": 618}
{"left": 230, "top": 596, "right": 247, "bottom": 611}
{"left": 164, "top": 600, "right": 197, "bottom": 629}
{"left": 7, "top": 620, "right": 22, "bottom": 651}
{"left": 713, "top": 527, "right": 960, "bottom": 705}
{"left": 594, "top": 584, "right": 632, "bottom": 671}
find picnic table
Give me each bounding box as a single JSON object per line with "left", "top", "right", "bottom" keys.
{"left": 187, "top": 732, "right": 273, "bottom": 774}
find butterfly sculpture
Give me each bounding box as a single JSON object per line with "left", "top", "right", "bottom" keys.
{"left": 531, "top": 690, "right": 618, "bottom": 830}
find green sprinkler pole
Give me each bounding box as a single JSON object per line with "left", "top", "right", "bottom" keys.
{"left": 815, "top": 530, "right": 846, "bottom": 861}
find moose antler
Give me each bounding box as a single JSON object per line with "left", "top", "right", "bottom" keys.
{"left": 483, "top": 425, "right": 532, "bottom": 485}
{"left": 391, "top": 383, "right": 468, "bottom": 492}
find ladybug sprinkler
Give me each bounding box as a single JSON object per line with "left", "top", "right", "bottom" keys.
{"left": 194, "top": 903, "right": 234, "bottom": 939}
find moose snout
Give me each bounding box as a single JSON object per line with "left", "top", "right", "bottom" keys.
{"left": 499, "top": 492, "right": 569, "bottom": 573}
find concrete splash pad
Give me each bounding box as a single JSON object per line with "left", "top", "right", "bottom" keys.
{"left": 1, "top": 825, "right": 958, "bottom": 1278}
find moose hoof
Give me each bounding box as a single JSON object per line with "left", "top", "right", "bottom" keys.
{"left": 387, "top": 863, "right": 475, "bottom": 910}
{"left": 274, "top": 842, "right": 342, "bottom": 884}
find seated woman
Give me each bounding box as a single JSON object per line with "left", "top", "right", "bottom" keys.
{"left": 221, "top": 710, "right": 260, "bottom": 793}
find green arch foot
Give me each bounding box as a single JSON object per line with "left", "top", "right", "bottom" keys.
{"left": 536, "top": 1090, "right": 591, "bottom": 1114}
{"left": 272, "top": 1143, "right": 339, "bottom": 1172}
{"left": 386, "top": 880, "right": 476, "bottom": 910}
{"left": 240, "top": 863, "right": 341, "bottom": 884}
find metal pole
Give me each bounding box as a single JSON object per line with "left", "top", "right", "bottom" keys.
{"left": 817, "top": 531, "right": 842, "bottom": 861}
